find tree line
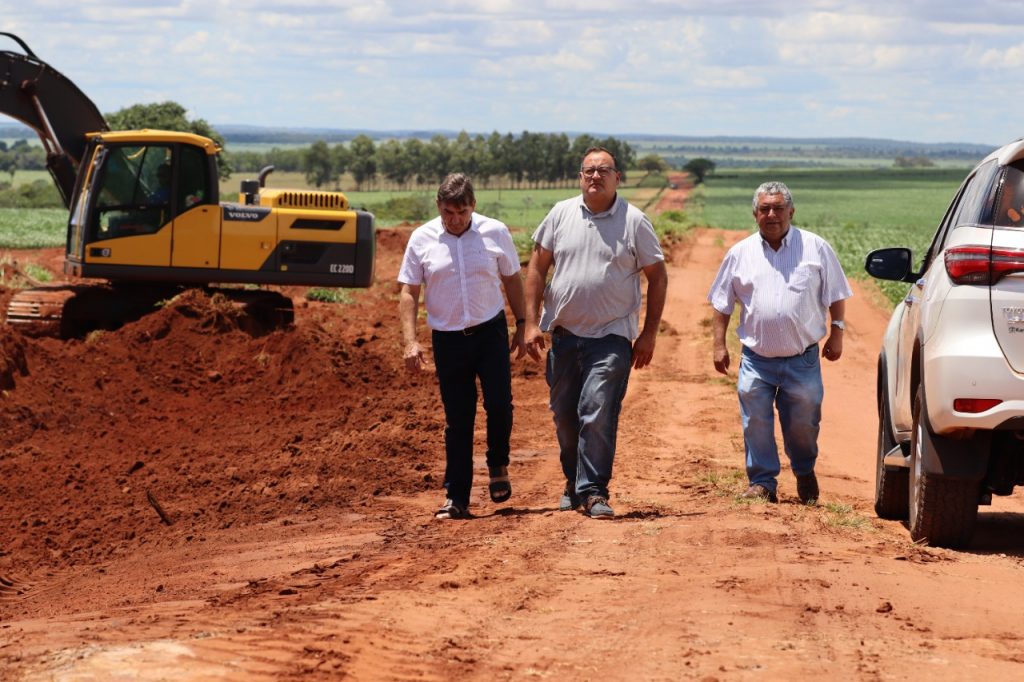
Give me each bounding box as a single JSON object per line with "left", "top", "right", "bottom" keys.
{"left": 235, "top": 131, "right": 638, "bottom": 191}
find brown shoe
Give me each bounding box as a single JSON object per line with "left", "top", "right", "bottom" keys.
{"left": 796, "top": 473, "right": 819, "bottom": 504}
{"left": 740, "top": 484, "right": 778, "bottom": 503}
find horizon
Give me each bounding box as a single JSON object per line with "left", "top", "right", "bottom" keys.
{"left": 0, "top": 120, "right": 999, "bottom": 151}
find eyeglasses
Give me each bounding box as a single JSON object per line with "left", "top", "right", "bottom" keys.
{"left": 755, "top": 204, "right": 790, "bottom": 216}
{"left": 580, "top": 166, "right": 617, "bottom": 178}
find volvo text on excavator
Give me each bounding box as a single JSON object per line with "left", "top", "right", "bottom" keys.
{"left": 0, "top": 33, "right": 375, "bottom": 337}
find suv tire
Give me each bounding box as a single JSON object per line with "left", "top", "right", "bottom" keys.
{"left": 908, "top": 386, "right": 979, "bottom": 548}
{"left": 875, "top": 374, "right": 909, "bottom": 520}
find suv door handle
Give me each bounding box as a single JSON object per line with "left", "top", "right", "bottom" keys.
{"left": 915, "top": 278, "right": 926, "bottom": 288}
{"left": 905, "top": 293, "right": 918, "bottom": 306}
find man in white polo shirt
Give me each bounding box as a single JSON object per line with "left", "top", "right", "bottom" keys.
{"left": 398, "top": 173, "right": 528, "bottom": 520}
{"left": 708, "top": 181, "right": 852, "bottom": 504}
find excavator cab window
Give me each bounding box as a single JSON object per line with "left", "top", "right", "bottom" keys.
{"left": 177, "top": 144, "right": 209, "bottom": 210}
{"left": 92, "top": 144, "right": 173, "bottom": 240}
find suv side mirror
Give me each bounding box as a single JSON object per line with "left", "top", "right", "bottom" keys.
{"left": 865, "top": 247, "right": 915, "bottom": 282}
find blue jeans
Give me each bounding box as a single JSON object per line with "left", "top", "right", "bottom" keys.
{"left": 546, "top": 330, "right": 632, "bottom": 500}
{"left": 737, "top": 345, "right": 823, "bottom": 494}
{"left": 432, "top": 313, "right": 513, "bottom": 507}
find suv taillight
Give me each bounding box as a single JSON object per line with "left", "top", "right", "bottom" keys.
{"left": 953, "top": 398, "right": 1003, "bottom": 413}
{"left": 945, "top": 245, "right": 1024, "bottom": 285}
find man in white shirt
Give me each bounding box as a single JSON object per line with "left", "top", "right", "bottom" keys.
{"left": 708, "top": 181, "right": 852, "bottom": 504}
{"left": 398, "top": 173, "right": 528, "bottom": 520}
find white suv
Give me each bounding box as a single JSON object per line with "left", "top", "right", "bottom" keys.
{"left": 867, "top": 138, "right": 1024, "bottom": 548}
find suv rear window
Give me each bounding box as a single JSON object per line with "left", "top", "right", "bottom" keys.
{"left": 995, "top": 161, "right": 1024, "bottom": 228}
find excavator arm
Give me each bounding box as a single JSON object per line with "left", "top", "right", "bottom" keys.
{"left": 0, "top": 33, "right": 108, "bottom": 207}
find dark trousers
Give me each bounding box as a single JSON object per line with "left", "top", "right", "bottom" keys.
{"left": 431, "top": 313, "right": 513, "bottom": 507}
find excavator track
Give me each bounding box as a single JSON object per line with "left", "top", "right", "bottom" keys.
{"left": 5, "top": 286, "right": 78, "bottom": 338}
{"left": 5, "top": 285, "right": 295, "bottom": 339}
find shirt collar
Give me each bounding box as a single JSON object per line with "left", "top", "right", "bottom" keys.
{"left": 578, "top": 193, "right": 621, "bottom": 219}
{"left": 759, "top": 225, "right": 797, "bottom": 250}
{"left": 433, "top": 212, "right": 479, "bottom": 238}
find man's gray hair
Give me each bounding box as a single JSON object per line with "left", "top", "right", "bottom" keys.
{"left": 752, "top": 181, "right": 793, "bottom": 210}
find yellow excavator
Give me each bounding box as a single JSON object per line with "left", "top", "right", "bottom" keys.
{"left": 0, "top": 33, "right": 375, "bottom": 337}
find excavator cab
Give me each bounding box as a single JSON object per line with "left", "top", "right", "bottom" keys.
{"left": 66, "top": 131, "right": 221, "bottom": 278}
{"left": 86, "top": 140, "right": 210, "bottom": 238}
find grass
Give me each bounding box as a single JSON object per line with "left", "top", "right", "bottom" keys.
{"left": 819, "top": 502, "right": 871, "bottom": 530}
{"left": 21, "top": 263, "right": 52, "bottom": 282}
{"left": 0, "top": 208, "right": 67, "bottom": 248}
{"left": 306, "top": 288, "right": 354, "bottom": 304}
{"left": 0, "top": 253, "right": 53, "bottom": 288}
{"left": 691, "top": 167, "right": 969, "bottom": 307}
{"left": 697, "top": 468, "right": 747, "bottom": 497}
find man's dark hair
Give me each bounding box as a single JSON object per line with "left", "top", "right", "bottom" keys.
{"left": 436, "top": 173, "right": 476, "bottom": 206}
{"left": 581, "top": 146, "right": 618, "bottom": 171}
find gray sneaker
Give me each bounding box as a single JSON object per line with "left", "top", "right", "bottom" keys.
{"left": 583, "top": 495, "right": 614, "bottom": 519}
{"left": 559, "top": 486, "right": 581, "bottom": 512}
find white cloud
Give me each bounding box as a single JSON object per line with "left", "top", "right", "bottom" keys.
{"left": 172, "top": 30, "right": 209, "bottom": 55}
{"left": 693, "top": 67, "right": 765, "bottom": 89}
{"left": 0, "top": 1, "right": 1021, "bottom": 142}
{"left": 979, "top": 43, "right": 1024, "bottom": 68}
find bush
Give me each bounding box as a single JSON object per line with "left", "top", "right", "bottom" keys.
{"left": 369, "top": 194, "right": 435, "bottom": 223}
{"left": 653, "top": 209, "right": 697, "bottom": 242}
{"left": 0, "top": 180, "right": 63, "bottom": 208}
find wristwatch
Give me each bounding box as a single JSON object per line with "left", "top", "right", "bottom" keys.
{"left": 831, "top": 320, "right": 846, "bottom": 331}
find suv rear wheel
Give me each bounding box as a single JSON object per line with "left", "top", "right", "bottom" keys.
{"left": 908, "top": 386, "right": 979, "bottom": 548}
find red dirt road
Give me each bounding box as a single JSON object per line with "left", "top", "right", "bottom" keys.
{"left": 5, "top": 189, "right": 1024, "bottom": 679}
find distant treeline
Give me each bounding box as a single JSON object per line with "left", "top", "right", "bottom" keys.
{"left": 647, "top": 140, "right": 990, "bottom": 167}
{"left": 0, "top": 127, "right": 636, "bottom": 195}
{"left": 231, "top": 131, "right": 637, "bottom": 191}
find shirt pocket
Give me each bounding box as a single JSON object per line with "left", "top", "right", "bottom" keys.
{"left": 787, "top": 263, "right": 819, "bottom": 293}
{"left": 424, "top": 243, "right": 455, "bottom": 274}
{"left": 468, "top": 242, "right": 500, "bottom": 276}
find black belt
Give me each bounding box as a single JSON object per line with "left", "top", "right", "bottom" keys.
{"left": 552, "top": 326, "right": 571, "bottom": 337}
{"left": 436, "top": 312, "right": 503, "bottom": 336}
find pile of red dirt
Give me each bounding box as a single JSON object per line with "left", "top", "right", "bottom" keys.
{"left": 0, "top": 229, "right": 443, "bottom": 576}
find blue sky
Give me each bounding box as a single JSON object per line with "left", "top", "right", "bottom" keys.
{"left": 2, "top": 1, "right": 1021, "bottom": 144}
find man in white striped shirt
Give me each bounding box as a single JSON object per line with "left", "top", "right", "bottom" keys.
{"left": 707, "top": 181, "right": 852, "bottom": 504}
{"left": 399, "top": 173, "right": 528, "bottom": 520}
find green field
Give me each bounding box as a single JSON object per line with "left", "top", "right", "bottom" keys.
{"left": 692, "top": 167, "right": 969, "bottom": 305}
{"left": 4, "top": 169, "right": 51, "bottom": 187}
{"left": 0, "top": 207, "right": 67, "bottom": 248}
